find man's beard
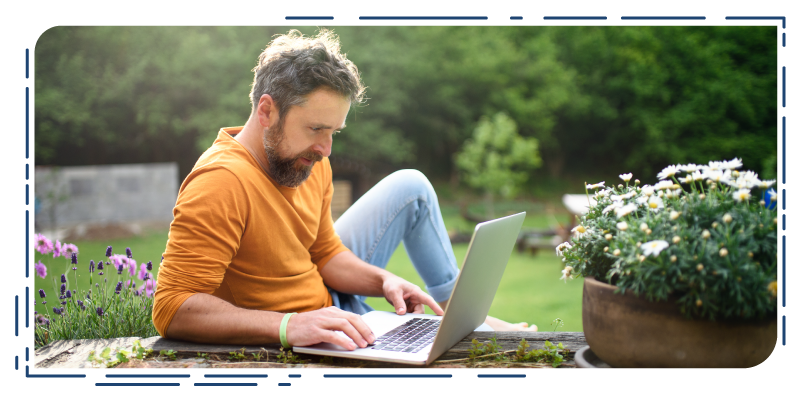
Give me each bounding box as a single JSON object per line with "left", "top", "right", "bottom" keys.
{"left": 262, "top": 124, "right": 323, "bottom": 188}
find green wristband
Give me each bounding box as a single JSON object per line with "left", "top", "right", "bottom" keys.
{"left": 280, "top": 312, "right": 297, "bottom": 348}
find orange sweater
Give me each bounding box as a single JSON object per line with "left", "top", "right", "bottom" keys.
{"left": 152, "top": 127, "right": 347, "bottom": 337}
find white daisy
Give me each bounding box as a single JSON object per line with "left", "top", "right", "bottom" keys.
{"left": 653, "top": 180, "right": 674, "bottom": 191}
{"left": 619, "top": 173, "right": 633, "bottom": 182}
{"left": 602, "top": 201, "right": 623, "bottom": 215}
{"left": 616, "top": 221, "right": 629, "bottom": 231}
{"left": 641, "top": 185, "right": 655, "bottom": 196}
{"left": 657, "top": 165, "right": 681, "bottom": 180}
{"left": 768, "top": 188, "right": 777, "bottom": 201}
{"left": 641, "top": 240, "right": 669, "bottom": 257}
{"left": 594, "top": 189, "right": 611, "bottom": 199}
{"left": 733, "top": 188, "right": 751, "bottom": 202}
{"left": 616, "top": 203, "right": 638, "bottom": 218}
{"left": 560, "top": 266, "right": 574, "bottom": 283}
{"left": 586, "top": 181, "right": 606, "bottom": 190}
{"left": 571, "top": 225, "right": 591, "bottom": 238}
{"left": 555, "top": 242, "right": 572, "bottom": 257}
{"left": 647, "top": 195, "right": 664, "bottom": 210}
{"left": 757, "top": 179, "right": 776, "bottom": 189}
{"left": 719, "top": 157, "right": 743, "bottom": 170}
{"left": 679, "top": 163, "right": 701, "bottom": 172}
{"left": 610, "top": 191, "right": 637, "bottom": 201}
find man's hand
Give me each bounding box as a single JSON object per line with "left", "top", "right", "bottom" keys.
{"left": 382, "top": 275, "right": 445, "bottom": 316}
{"left": 286, "top": 306, "right": 376, "bottom": 351}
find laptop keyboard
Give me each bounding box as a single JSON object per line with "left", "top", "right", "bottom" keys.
{"left": 368, "top": 318, "right": 440, "bottom": 353}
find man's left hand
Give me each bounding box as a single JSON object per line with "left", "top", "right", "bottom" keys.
{"left": 382, "top": 276, "right": 445, "bottom": 316}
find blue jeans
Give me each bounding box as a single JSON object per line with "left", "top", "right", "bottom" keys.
{"left": 330, "top": 169, "right": 460, "bottom": 315}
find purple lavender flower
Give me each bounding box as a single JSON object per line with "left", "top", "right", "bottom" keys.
{"left": 60, "top": 307, "right": 65, "bottom": 314}
{"left": 142, "top": 273, "right": 150, "bottom": 281}
{"left": 117, "top": 263, "right": 124, "bottom": 274}
{"left": 98, "top": 271, "right": 104, "bottom": 276}
{"left": 77, "top": 300, "right": 85, "bottom": 310}
{"left": 96, "top": 307, "right": 104, "bottom": 317}
{"left": 60, "top": 301, "right": 66, "bottom": 305}
{"left": 106, "top": 246, "right": 113, "bottom": 257}
{"left": 86, "top": 293, "right": 91, "bottom": 300}
{"left": 58, "top": 295, "right": 64, "bottom": 300}
{"left": 89, "top": 260, "right": 95, "bottom": 273}
{"left": 98, "top": 261, "right": 104, "bottom": 270}
{"left": 38, "top": 289, "right": 46, "bottom": 298}
{"left": 60, "top": 283, "right": 66, "bottom": 294}
{"left": 66, "top": 290, "right": 72, "bottom": 298}
{"left": 126, "top": 247, "right": 133, "bottom": 259}
{"left": 42, "top": 301, "right": 46, "bottom": 305}
{"left": 133, "top": 290, "right": 140, "bottom": 296}
{"left": 115, "top": 281, "right": 122, "bottom": 294}
{"left": 53, "top": 307, "right": 62, "bottom": 315}
{"left": 146, "top": 261, "right": 153, "bottom": 271}
{"left": 34, "top": 261, "right": 47, "bottom": 279}
{"left": 71, "top": 252, "right": 78, "bottom": 265}
{"left": 60, "top": 274, "right": 66, "bottom": 283}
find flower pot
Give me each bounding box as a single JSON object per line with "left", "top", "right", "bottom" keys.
{"left": 582, "top": 276, "right": 777, "bottom": 368}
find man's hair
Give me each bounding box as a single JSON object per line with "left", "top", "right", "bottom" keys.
{"left": 250, "top": 29, "right": 366, "bottom": 122}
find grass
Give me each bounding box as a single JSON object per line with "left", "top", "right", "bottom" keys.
{"left": 34, "top": 199, "right": 583, "bottom": 332}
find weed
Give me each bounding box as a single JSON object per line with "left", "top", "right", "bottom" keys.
{"left": 229, "top": 348, "right": 247, "bottom": 361}
{"left": 276, "top": 347, "right": 304, "bottom": 364}
{"left": 159, "top": 349, "right": 177, "bottom": 361}
{"left": 515, "top": 338, "right": 568, "bottom": 368}
{"left": 468, "top": 335, "right": 506, "bottom": 361}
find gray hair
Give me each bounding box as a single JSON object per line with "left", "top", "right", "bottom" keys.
{"left": 250, "top": 29, "right": 366, "bottom": 124}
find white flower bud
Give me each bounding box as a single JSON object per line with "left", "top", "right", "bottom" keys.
{"left": 719, "top": 248, "right": 729, "bottom": 257}
{"left": 702, "top": 229, "right": 711, "bottom": 239}
{"left": 672, "top": 236, "right": 681, "bottom": 244}
{"left": 722, "top": 214, "right": 733, "bottom": 224}
{"left": 640, "top": 223, "right": 649, "bottom": 231}
{"left": 605, "top": 233, "right": 613, "bottom": 241}
{"left": 670, "top": 211, "right": 680, "bottom": 220}
{"left": 613, "top": 249, "right": 621, "bottom": 256}
{"left": 699, "top": 194, "right": 706, "bottom": 200}
{"left": 670, "top": 255, "right": 677, "bottom": 263}
{"left": 616, "top": 222, "right": 628, "bottom": 231}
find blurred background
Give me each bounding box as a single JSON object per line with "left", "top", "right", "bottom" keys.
{"left": 33, "top": 26, "right": 777, "bottom": 331}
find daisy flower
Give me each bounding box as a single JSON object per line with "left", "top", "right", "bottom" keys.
{"left": 647, "top": 195, "right": 664, "bottom": 210}
{"left": 768, "top": 188, "right": 777, "bottom": 201}
{"left": 603, "top": 201, "right": 623, "bottom": 215}
{"left": 653, "top": 180, "right": 674, "bottom": 191}
{"left": 641, "top": 240, "right": 669, "bottom": 257}
{"left": 572, "top": 225, "right": 591, "bottom": 238}
{"left": 641, "top": 185, "right": 655, "bottom": 196}
{"left": 616, "top": 203, "right": 638, "bottom": 218}
{"left": 657, "top": 165, "right": 681, "bottom": 180}
{"left": 560, "top": 266, "right": 574, "bottom": 283}
{"left": 733, "top": 188, "right": 751, "bottom": 202}
{"left": 610, "top": 191, "right": 637, "bottom": 201}
{"left": 555, "top": 242, "right": 572, "bottom": 257}
{"left": 679, "top": 164, "right": 701, "bottom": 172}
{"left": 719, "top": 157, "right": 743, "bottom": 170}
{"left": 586, "top": 181, "right": 605, "bottom": 190}
{"left": 757, "top": 179, "right": 776, "bottom": 189}
{"left": 616, "top": 221, "right": 629, "bottom": 231}
{"left": 619, "top": 173, "right": 633, "bottom": 182}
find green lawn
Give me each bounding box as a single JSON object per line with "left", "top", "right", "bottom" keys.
{"left": 34, "top": 201, "right": 583, "bottom": 331}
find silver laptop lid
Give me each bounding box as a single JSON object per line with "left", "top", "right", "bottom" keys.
{"left": 425, "top": 212, "right": 525, "bottom": 364}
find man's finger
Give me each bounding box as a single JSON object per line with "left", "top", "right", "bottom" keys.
{"left": 416, "top": 291, "right": 444, "bottom": 316}
{"left": 322, "top": 329, "right": 358, "bottom": 351}
{"left": 327, "top": 318, "right": 369, "bottom": 348}
{"left": 387, "top": 288, "right": 407, "bottom": 315}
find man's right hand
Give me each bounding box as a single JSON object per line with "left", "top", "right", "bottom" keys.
{"left": 285, "top": 306, "right": 375, "bottom": 351}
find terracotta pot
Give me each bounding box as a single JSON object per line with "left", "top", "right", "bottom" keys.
{"left": 582, "top": 276, "right": 777, "bottom": 368}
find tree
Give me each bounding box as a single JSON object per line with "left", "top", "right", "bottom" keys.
{"left": 455, "top": 113, "right": 541, "bottom": 218}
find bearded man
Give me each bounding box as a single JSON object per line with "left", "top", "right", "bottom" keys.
{"left": 153, "top": 29, "right": 535, "bottom": 351}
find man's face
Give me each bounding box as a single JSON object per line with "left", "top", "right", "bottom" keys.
{"left": 262, "top": 88, "right": 350, "bottom": 187}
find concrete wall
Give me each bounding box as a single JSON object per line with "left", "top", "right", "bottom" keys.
{"left": 35, "top": 163, "right": 179, "bottom": 227}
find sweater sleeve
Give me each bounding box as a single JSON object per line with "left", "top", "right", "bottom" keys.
{"left": 309, "top": 159, "right": 349, "bottom": 271}
{"left": 152, "top": 167, "right": 249, "bottom": 337}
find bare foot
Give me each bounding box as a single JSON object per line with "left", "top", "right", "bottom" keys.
{"left": 484, "top": 316, "right": 538, "bottom": 331}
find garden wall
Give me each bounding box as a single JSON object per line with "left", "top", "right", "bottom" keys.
{"left": 35, "top": 163, "right": 179, "bottom": 229}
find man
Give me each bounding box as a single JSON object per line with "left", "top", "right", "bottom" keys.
{"left": 153, "top": 29, "right": 534, "bottom": 352}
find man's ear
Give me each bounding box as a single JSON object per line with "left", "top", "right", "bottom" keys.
{"left": 256, "top": 94, "right": 279, "bottom": 128}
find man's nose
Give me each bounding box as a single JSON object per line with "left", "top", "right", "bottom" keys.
{"left": 312, "top": 132, "right": 333, "bottom": 158}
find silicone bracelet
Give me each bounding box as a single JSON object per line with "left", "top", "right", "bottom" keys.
{"left": 280, "top": 312, "right": 297, "bottom": 348}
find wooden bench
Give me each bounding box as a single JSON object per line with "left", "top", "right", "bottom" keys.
{"left": 35, "top": 332, "right": 587, "bottom": 369}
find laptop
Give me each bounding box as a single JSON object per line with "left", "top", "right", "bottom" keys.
{"left": 293, "top": 212, "right": 526, "bottom": 365}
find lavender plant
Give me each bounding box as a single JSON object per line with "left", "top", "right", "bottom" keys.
{"left": 557, "top": 158, "right": 777, "bottom": 321}
{"left": 33, "top": 236, "right": 159, "bottom": 348}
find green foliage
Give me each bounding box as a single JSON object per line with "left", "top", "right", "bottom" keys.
{"left": 560, "top": 159, "right": 777, "bottom": 320}
{"left": 87, "top": 341, "right": 154, "bottom": 367}
{"left": 35, "top": 27, "right": 774, "bottom": 183}
{"left": 456, "top": 112, "right": 541, "bottom": 217}
{"left": 515, "top": 339, "right": 567, "bottom": 368}
{"left": 159, "top": 349, "right": 177, "bottom": 361}
{"left": 276, "top": 347, "right": 304, "bottom": 364}
{"left": 229, "top": 348, "right": 247, "bottom": 361}
{"left": 197, "top": 352, "right": 209, "bottom": 360}
{"left": 468, "top": 336, "right": 506, "bottom": 361}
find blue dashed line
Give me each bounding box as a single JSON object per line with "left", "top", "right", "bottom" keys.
{"left": 783, "top": 33, "right": 786, "bottom": 47}
{"left": 98, "top": 383, "right": 180, "bottom": 387}
{"left": 783, "top": 117, "right": 786, "bottom": 184}
{"left": 783, "top": 214, "right": 786, "bottom": 231}
{"left": 725, "top": 16, "right": 785, "bottom": 29}
{"left": 15, "top": 295, "right": 19, "bottom": 336}
{"left": 26, "top": 49, "right": 29, "bottom": 78}
{"left": 26, "top": 211, "right": 29, "bottom": 278}
{"left": 285, "top": 16, "right": 333, "bottom": 20}
{"left": 194, "top": 383, "right": 257, "bottom": 387}
{"left": 544, "top": 16, "right": 607, "bottom": 20}
{"left": 783, "top": 189, "right": 786, "bottom": 211}
{"left": 510, "top": 16, "right": 522, "bottom": 20}
{"left": 478, "top": 374, "right": 526, "bottom": 378}
{"left": 25, "top": 287, "right": 29, "bottom": 328}
{"left": 26, "top": 366, "right": 86, "bottom": 377}
{"left": 783, "top": 316, "right": 786, "bottom": 345}
{"left": 26, "top": 88, "right": 29, "bottom": 159}
{"left": 359, "top": 16, "right": 487, "bottom": 20}
{"left": 26, "top": 347, "right": 29, "bottom": 362}
{"left": 106, "top": 374, "right": 190, "bottom": 378}
{"left": 16, "top": 356, "right": 18, "bottom": 370}
{"left": 783, "top": 67, "right": 786, "bottom": 107}
{"left": 26, "top": 184, "right": 29, "bottom": 205}
{"left": 621, "top": 16, "right": 705, "bottom": 20}
{"left": 289, "top": 374, "right": 301, "bottom": 378}
{"left": 782, "top": 236, "right": 786, "bottom": 307}
{"left": 278, "top": 383, "right": 291, "bottom": 386}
